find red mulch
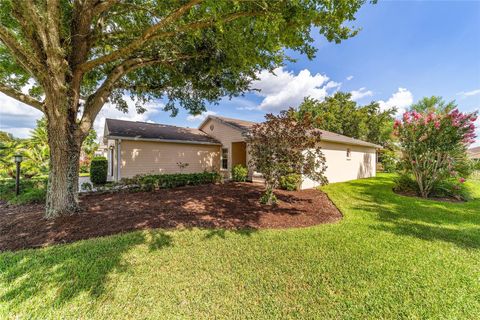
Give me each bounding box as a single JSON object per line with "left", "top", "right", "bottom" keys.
{"left": 0, "top": 182, "right": 342, "bottom": 251}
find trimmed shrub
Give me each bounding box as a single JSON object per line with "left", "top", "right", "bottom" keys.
{"left": 123, "top": 171, "right": 221, "bottom": 191}
{"left": 279, "top": 173, "right": 302, "bottom": 191}
{"left": 90, "top": 156, "right": 108, "bottom": 185}
{"left": 232, "top": 164, "right": 248, "bottom": 182}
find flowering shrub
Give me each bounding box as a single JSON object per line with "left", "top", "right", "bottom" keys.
{"left": 393, "top": 108, "right": 477, "bottom": 198}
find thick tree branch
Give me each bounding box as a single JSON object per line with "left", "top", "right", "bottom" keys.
{"left": 91, "top": 0, "right": 120, "bottom": 17}
{"left": 78, "top": 0, "right": 203, "bottom": 72}
{"left": 0, "top": 25, "right": 44, "bottom": 77}
{"left": 154, "top": 11, "right": 265, "bottom": 39}
{"left": 79, "top": 54, "right": 203, "bottom": 134}
{"left": 0, "top": 83, "right": 44, "bottom": 112}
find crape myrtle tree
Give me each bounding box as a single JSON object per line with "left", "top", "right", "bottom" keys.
{"left": 0, "top": 0, "right": 370, "bottom": 217}
{"left": 394, "top": 102, "right": 477, "bottom": 198}
{"left": 246, "top": 109, "right": 328, "bottom": 205}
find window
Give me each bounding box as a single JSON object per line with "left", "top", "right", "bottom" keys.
{"left": 346, "top": 148, "right": 351, "bottom": 159}
{"left": 221, "top": 148, "right": 228, "bottom": 170}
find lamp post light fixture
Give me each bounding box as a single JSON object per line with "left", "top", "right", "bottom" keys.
{"left": 13, "top": 154, "right": 23, "bottom": 196}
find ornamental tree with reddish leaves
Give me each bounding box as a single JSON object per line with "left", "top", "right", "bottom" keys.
{"left": 246, "top": 109, "right": 328, "bottom": 205}
{"left": 394, "top": 107, "right": 477, "bottom": 198}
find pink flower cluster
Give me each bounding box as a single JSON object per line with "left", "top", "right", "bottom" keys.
{"left": 447, "top": 109, "right": 478, "bottom": 144}
{"left": 394, "top": 108, "right": 478, "bottom": 145}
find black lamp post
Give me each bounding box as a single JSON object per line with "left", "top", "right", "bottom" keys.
{"left": 13, "top": 154, "right": 23, "bottom": 196}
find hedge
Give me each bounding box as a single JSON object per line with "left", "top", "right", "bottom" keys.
{"left": 122, "top": 172, "right": 221, "bottom": 191}
{"left": 90, "top": 156, "right": 108, "bottom": 185}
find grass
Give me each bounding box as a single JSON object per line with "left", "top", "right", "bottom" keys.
{"left": 0, "top": 174, "right": 479, "bottom": 319}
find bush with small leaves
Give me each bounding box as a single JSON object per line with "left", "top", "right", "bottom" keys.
{"left": 125, "top": 171, "right": 221, "bottom": 192}
{"left": 232, "top": 164, "right": 248, "bottom": 182}
{"left": 90, "top": 157, "right": 108, "bottom": 185}
{"left": 81, "top": 182, "right": 93, "bottom": 192}
{"left": 279, "top": 173, "right": 302, "bottom": 191}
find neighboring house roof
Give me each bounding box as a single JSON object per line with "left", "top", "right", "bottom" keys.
{"left": 468, "top": 146, "right": 480, "bottom": 159}
{"left": 104, "top": 118, "right": 221, "bottom": 145}
{"left": 201, "top": 115, "right": 382, "bottom": 149}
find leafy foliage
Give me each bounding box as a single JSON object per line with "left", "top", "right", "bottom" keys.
{"left": 90, "top": 157, "right": 108, "bottom": 185}
{"left": 246, "top": 108, "right": 327, "bottom": 204}
{"left": 0, "top": 177, "right": 48, "bottom": 204}
{"left": 0, "top": 119, "right": 98, "bottom": 178}
{"left": 393, "top": 173, "right": 471, "bottom": 201}
{"left": 394, "top": 99, "right": 477, "bottom": 198}
{"left": 378, "top": 149, "right": 398, "bottom": 173}
{"left": 297, "top": 92, "right": 396, "bottom": 147}
{"left": 122, "top": 172, "right": 221, "bottom": 191}
{"left": 279, "top": 173, "right": 302, "bottom": 191}
{"left": 231, "top": 164, "right": 248, "bottom": 182}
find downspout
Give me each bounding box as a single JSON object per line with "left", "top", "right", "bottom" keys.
{"left": 116, "top": 139, "right": 122, "bottom": 182}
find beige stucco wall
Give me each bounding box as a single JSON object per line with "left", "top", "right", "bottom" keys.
{"left": 199, "top": 118, "right": 251, "bottom": 178}
{"left": 118, "top": 140, "right": 220, "bottom": 179}
{"left": 300, "top": 141, "right": 377, "bottom": 189}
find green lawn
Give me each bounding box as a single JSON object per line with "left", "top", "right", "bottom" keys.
{"left": 1, "top": 174, "right": 479, "bottom": 319}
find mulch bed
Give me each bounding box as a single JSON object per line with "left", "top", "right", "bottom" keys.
{"left": 0, "top": 182, "right": 342, "bottom": 251}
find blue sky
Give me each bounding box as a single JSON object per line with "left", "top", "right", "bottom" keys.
{"left": 1, "top": 0, "right": 479, "bottom": 145}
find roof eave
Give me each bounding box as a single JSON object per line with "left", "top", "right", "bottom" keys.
{"left": 321, "top": 137, "right": 382, "bottom": 149}
{"left": 105, "top": 135, "right": 222, "bottom": 146}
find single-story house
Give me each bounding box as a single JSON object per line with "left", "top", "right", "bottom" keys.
{"left": 101, "top": 115, "right": 381, "bottom": 189}
{"left": 468, "top": 146, "right": 480, "bottom": 161}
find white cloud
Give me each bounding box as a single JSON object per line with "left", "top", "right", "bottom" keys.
{"left": 1, "top": 90, "right": 162, "bottom": 141}
{"left": 346, "top": 75, "right": 354, "bottom": 81}
{"left": 458, "top": 89, "right": 480, "bottom": 98}
{"left": 186, "top": 110, "right": 217, "bottom": 122}
{"left": 251, "top": 67, "right": 338, "bottom": 111}
{"left": 350, "top": 87, "right": 373, "bottom": 101}
{"left": 378, "top": 88, "right": 414, "bottom": 115}
{"left": 0, "top": 93, "right": 43, "bottom": 138}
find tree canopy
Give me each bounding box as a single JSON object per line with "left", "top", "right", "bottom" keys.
{"left": 0, "top": 0, "right": 371, "bottom": 216}
{"left": 0, "top": 0, "right": 370, "bottom": 124}
{"left": 296, "top": 92, "right": 396, "bottom": 147}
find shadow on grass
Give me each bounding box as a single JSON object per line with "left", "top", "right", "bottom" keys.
{"left": 204, "top": 228, "right": 256, "bottom": 240}
{"left": 0, "top": 230, "right": 172, "bottom": 309}
{"left": 342, "top": 175, "right": 480, "bottom": 249}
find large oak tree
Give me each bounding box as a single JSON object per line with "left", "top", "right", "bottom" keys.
{"left": 0, "top": 0, "right": 369, "bottom": 218}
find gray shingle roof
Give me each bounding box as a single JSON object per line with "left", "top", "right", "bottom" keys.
{"left": 208, "top": 115, "right": 256, "bottom": 133}
{"left": 207, "top": 115, "right": 382, "bottom": 149}
{"left": 105, "top": 119, "right": 221, "bottom": 145}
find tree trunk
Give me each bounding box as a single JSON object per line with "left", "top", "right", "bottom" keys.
{"left": 45, "top": 120, "right": 82, "bottom": 219}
